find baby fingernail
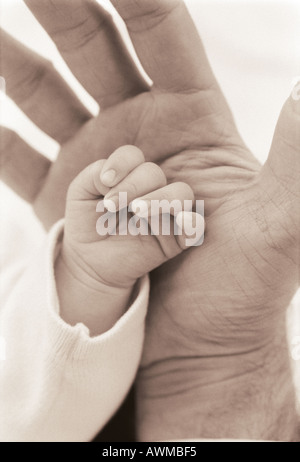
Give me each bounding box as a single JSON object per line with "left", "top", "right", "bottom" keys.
{"left": 101, "top": 169, "right": 117, "bottom": 186}
{"left": 103, "top": 196, "right": 118, "bottom": 212}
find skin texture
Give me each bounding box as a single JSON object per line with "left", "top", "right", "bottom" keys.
{"left": 1, "top": 0, "right": 299, "bottom": 441}
{"left": 57, "top": 147, "right": 202, "bottom": 336}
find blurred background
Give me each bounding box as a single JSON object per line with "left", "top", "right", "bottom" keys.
{"left": 1, "top": 0, "right": 300, "bottom": 414}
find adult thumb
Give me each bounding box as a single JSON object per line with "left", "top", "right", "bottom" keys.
{"left": 260, "top": 84, "right": 300, "bottom": 235}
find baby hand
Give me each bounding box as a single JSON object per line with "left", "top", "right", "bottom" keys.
{"left": 56, "top": 146, "right": 204, "bottom": 335}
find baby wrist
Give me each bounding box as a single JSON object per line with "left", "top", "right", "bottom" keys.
{"left": 55, "top": 246, "right": 135, "bottom": 336}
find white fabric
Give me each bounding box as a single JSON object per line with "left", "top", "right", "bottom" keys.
{"left": 0, "top": 217, "right": 149, "bottom": 442}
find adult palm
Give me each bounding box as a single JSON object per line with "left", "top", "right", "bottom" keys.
{"left": 134, "top": 69, "right": 299, "bottom": 441}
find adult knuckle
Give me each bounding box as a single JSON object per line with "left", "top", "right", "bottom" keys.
{"left": 53, "top": 8, "right": 114, "bottom": 52}
{"left": 121, "top": 0, "right": 182, "bottom": 33}
{"left": 14, "top": 59, "right": 53, "bottom": 105}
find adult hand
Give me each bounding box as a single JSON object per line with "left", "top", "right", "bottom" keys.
{"left": 0, "top": 0, "right": 147, "bottom": 224}
{"left": 110, "top": 1, "right": 298, "bottom": 442}
{"left": 1, "top": 0, "right": 299, "bottom": 441}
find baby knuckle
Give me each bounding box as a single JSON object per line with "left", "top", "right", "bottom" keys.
{"left": 144, "top": 162, "right": 166, "bottom": 183}
{"left": 128, "top": 145, "right": 145, "bottom": 161}
{"left": 175, "top": 182, "right": 194, "bottom": 199}
{"left": 124, "top": 180, "right": 139, "bottom": 198}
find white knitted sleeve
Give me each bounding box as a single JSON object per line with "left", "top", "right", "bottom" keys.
{"left": 0, "top": 221, "right": 149, "bottom": 442}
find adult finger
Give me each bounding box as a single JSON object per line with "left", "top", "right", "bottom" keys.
{"left": 111, "top": 0, "right": 219, "bottom": 93}
{"left": 32, "top": 109, "right": 134, "bottom": 228}
{"left": 24, "top": 0, "right": 149, "bottom": 108}
{"left": 1, "top": 30, "right": 91, "bottom": 143}
{"left": 0, "top": 126, "right": 51, "bottom": 202}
